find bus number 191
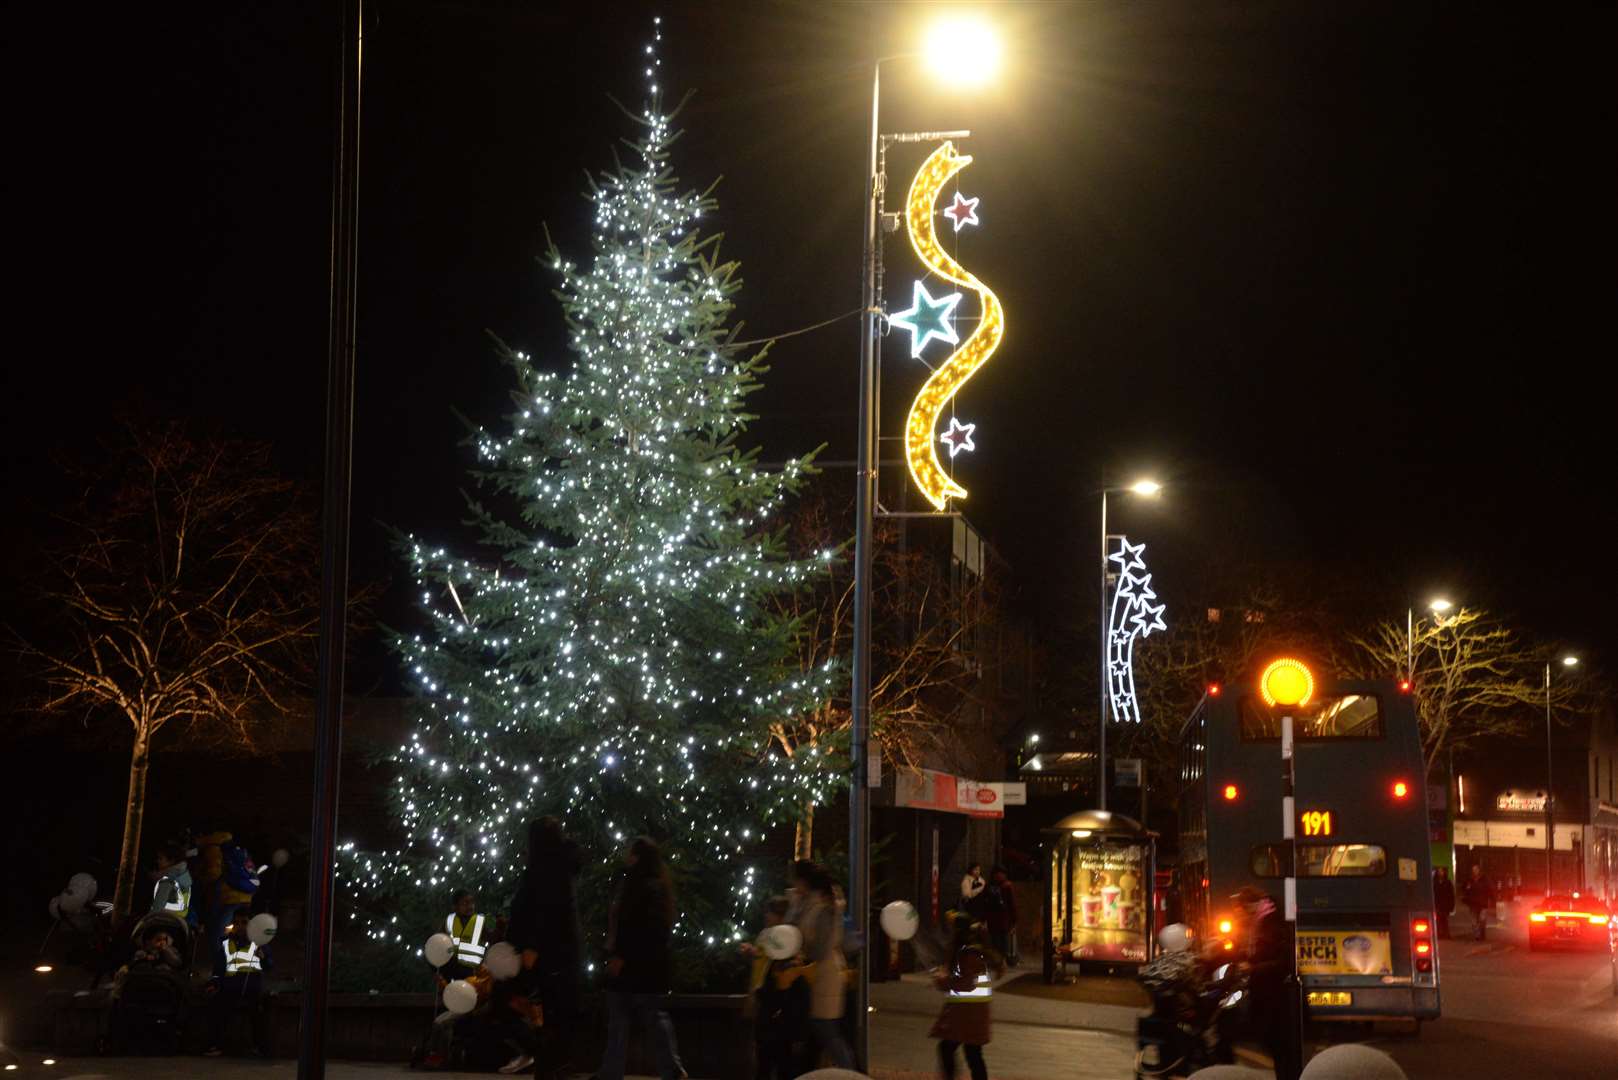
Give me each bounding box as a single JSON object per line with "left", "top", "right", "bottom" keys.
{"left": 1301, "top": 810, "right": 1334, "bottom": 837}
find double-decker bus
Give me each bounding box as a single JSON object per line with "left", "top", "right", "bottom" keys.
{"left": 1177, "top": 658, "right": 1440, "bottom": 1024}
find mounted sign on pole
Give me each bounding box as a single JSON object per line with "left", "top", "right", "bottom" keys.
{"left": 1116, "top": 759, "right": 1143, "bottom": 788}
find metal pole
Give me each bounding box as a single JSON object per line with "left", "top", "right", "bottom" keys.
{"left": 1280, "top": 709, "right": 1303, "bottom": 1080}
{"left": 300, "top": 1, "right": 362, "bottom": 1075}
{"left": 848, "top": 57, "right": 880, "bottom": 1071}
{"left": 1098, "top": 489, "right": 1108, "bottom": 811}
{"left": 1545, "top": 662, "right": 1553, "bottom": 897}
{"left": 1406, "top": 607, "right": 1413, "bottom": 683}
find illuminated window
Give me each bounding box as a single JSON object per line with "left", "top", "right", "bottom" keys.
{"left": 1240, "top": 695, "right": 1383, "bottom": 740}
{"left": 1250, "top": 844, "right": 1388, "bottom": 878}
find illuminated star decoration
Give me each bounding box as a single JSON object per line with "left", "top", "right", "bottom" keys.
{"left": 889, "top": 281, "right": 962, "bottom": 359}
{"left": 939, "top": 417, "right": 976, "bottom": 457}
{"left": 943, "top": 191, "right": 980, "bottom": 232}
{"left": 1105, "top": 537, "right": 1168, "bottom": 725}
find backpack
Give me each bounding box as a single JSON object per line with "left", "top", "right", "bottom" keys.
{"left": 220, "top": 841, "right": 260, "bottom": 895}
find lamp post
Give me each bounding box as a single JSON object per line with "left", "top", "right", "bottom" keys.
{"left": 1098, "top": 478, "right": 1159, "bottom": 811}
{"left": 1545, "top": 654, "right": 1579, "bottom": 895}
{"left": 1407, "top": 596, "right": 1453, "bottom": 683}
{"left": 850, "top": 18, "right": 998, "bottom": 1068}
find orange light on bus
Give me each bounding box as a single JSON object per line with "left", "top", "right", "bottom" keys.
{"left": 1259, "top": 658, "right": 1314, "bottom": 707}
{"left": 1413, "top": 919, "right": 1430, "bottom": 934}
{"left": 1414, "top": 941, "right": 1431, "bottom": 956}
{"left": 1207, "top": 683, "right": 1222, "bottom": 697}
{"left": 1218, "top": 919, "right": 1233, "bottom": 935}
{"left": 1392, "top": 781, "right": 1409, "bottom": 799}
{"left": 1223, "top": 784, "right": 1239, "bottom": 801}
{"left": 1529, "top": 912, "right": 1547, "bottom": 923}
{"left": 1397, "top": 679, "right": 1412, "bottom": 693}
{"left": 1223, "top": 940, "right": 1235, "bottom": 951}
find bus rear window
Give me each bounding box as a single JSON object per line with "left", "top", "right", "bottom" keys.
{"left": 1240, "top": 694, "right": 1382, "bottom": 739}
{"left": 1252, "top": 844, "right": 1387, "bottom": 878}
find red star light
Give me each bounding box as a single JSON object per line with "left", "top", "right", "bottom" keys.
{"left": 943, "top": 191, "right": 980, "bottom": 232}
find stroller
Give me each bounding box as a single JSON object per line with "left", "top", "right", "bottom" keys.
{"left": 105, "top": 912, "right": 192, "bottom": 1055}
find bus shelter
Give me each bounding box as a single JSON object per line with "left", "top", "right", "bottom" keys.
{"left": 1042, "top": 809, "right": 1157, "bottom": 980}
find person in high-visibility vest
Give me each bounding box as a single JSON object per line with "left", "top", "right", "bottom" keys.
{"left": 444, "top": 889, "right": 487, "bottom": 977}
{"left": 930, "top": 912, "right": 1004, "bottom": 1080}
{"left": 203, "top": 911, "right": 270, "bottom": 1058}
{"left": 149, "top": 842, "right": 193, "bottom": 921}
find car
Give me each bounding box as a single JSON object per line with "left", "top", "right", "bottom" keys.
{"left": 1526, "top": 893, "right": 1614, "bottom": 956}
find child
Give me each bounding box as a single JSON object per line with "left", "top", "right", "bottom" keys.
{"left": 203, "top": 911, "right": 270, "bottom": 1057}
{"left": 742, "top": 896, "right": 809, "bottom": 1080}
{"left": 931, "top": 913, "right": 1003, "bottom": 1080}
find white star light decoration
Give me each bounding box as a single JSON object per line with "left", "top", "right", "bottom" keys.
{"left": 939, "top": 417, "right": 976, "bottom": 457}
{"left": 1106, "top": 537, "right": 1167, "bottom": 725}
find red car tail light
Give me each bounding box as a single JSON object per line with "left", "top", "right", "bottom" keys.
{"left": 1529, "top": 912, "right": 1548, "bottom": 923}
{"left": 1589, "top": 914, "right": 1610, "bottom": 925}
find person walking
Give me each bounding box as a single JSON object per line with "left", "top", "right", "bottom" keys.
{"left": 506, "top": 816, "right": 584, "bottom": 1080}
{"left": 960, "top": 864, "right": 986, "bottom": 912}
{"left": 1232, "top": 885, "right": 1294, "bottom": 1073}
{"left": 1461, "top": 864, "right": 1495, "bottom": 941}
{"left": 931, "top": 912, "right": 1003, "bottom": 1080}
{"left": 742, "top": 895, "right": 809, "bottom": 1080}
{"left": 983, "top": 867, "right": 1016, "bottom": 963}
{"left": 1432, "top": 867, "right": 1456, "bottom": 939}
{"left": 793, "top": 861, "right": 854, "bottom": 1071}
{"left": 595, "top": 836, "right": 685, "bottom": 1080}
{"left": 202, "top": 911, "right": 270, "bottom": 1058}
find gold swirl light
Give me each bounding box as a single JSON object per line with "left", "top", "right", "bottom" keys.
{"left": 902, "top": 141, "right": 1004, "bottom": 510}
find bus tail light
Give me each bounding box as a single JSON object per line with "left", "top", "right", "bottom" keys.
{"left": 1392, "top": 781, "right": 1410, "bottom": 799}
{"left": 1207, "top": 683, "right": 1222, "bottom": 697}
{"left": 1223, "top": 784, "right": 1239, "bottom": 801}
{"left": 1411, "top": 912, "right": 1436, "bottom": 983}
{"left": 1397, "top": 679, "right": 1412, "bottom": 693}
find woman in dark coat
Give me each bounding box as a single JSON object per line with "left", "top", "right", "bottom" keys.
{"left": 595, "top": 836, "right": 685, "bottom": 1080}
{"left": 506, "top": 817, "right": 583, "bottom": 1080}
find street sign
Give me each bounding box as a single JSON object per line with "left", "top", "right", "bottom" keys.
{"left": 999, "top": 782, "right": 1027, "bottom": 806}
{"left": 1116, "top": 758, "right": 1143, "bottom": 788}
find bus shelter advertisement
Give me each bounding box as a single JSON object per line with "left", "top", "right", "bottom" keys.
{"left": 1296, "top": 929, "right": 1393, "bottom": 975}
{"left": 1055, "top": 844, "right": 1149, "bottom": 962}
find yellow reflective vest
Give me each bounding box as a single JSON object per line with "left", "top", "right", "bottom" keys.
{"left": 447, "top": 913, "right": 487, "bottom": 965}
{"left": 223, "top": 939, "right": 262, "bottom": 975}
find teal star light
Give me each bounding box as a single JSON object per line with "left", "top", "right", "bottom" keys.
{"left": 889, "top": 280, "right": 962, "bottom": 358}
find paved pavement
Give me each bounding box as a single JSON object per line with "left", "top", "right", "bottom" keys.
{"left": 8, "top": 906, "right": 1613, "bottom": 1079}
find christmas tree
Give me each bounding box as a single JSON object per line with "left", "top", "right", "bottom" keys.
{"left": 340, "top": 37, "right": 841, "bottom": 985}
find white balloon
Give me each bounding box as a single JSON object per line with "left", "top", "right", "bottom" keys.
{"left": 880, "top": 900, "right": 920, "bottom": 942}
{"left": 760, "top": 923, "right": 803, "bottom": 960}
{"left": 1300, "top": 1045, "right": 1408, "bottom": 1080}
{"left": 442, "top": 978, "right": 478, "bottom": 1015}
{"left": 66, "top": 874, "right": 97, "bottom": 900}
{"left": 49, "top": 895, "right": 62, "bottom": 920}
{"left": 483, "top": 941, "right": 521, "bottom": 980}
{"left": 424, "top": 932, "right": 456, "bottom": 968}
{"left": 58, "top": 890, "right": 86, "bottom": 915}
{"left": 271, "top": 849, "right": 290, "bottom": 869}
{"left": 247, "top": 913, "right": 279, "bottom": 947}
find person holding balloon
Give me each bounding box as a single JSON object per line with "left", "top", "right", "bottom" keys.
{"left": 202, "top": 909, "right": 273, "bottom": 1057}
{"left": 742, "top": 895, "right": 808, "bottom": 1080}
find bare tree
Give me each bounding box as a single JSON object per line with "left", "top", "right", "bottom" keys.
{"left": 14, "top": 423, "right": 325, "bottom": 914}
{"left": 768, "top": 488, "right": 999, "bottom": 859}
{"left": 1343, "top": 607, "right": 1577, "bottom": 779}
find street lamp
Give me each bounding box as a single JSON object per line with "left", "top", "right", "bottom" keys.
{"left": 1098, "top": 477, "right": 1160, "bottom": 811}
{"left": 1406, "top": 596, "right": 1453, "bottom": 683}
{"left": 1544, "top": 654, "right": 1578, "bottom": 895}
{"left": 850, "top": 18, "right": 1000, "bottom": 1068}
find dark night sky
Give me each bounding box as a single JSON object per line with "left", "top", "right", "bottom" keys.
{"left": 6, "top": 2, "right": 1615, "bottom": 684}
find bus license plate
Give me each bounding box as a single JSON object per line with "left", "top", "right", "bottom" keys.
{"left": 1307, "top": 991, "right": 1353, "bottom": 1007}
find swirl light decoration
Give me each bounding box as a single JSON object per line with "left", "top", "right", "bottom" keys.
{"left": 1107, "top": 537, "right": 1167, "bottom": 724}
{"left": 901, "top": 141, "right": 1005, "bottom": 510}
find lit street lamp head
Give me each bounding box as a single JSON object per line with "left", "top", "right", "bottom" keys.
{"left": 1428, "top": 598, "right": 1453, "bottom": 613}
{"left": 1129, "top": 479, "right": 1162, "bottom": 497}
{"left": 1562, "top": 655, "right": 1579, "bottom": 667}
{"left": 924, "top": 16, "right": 1001, "bottom": 86}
